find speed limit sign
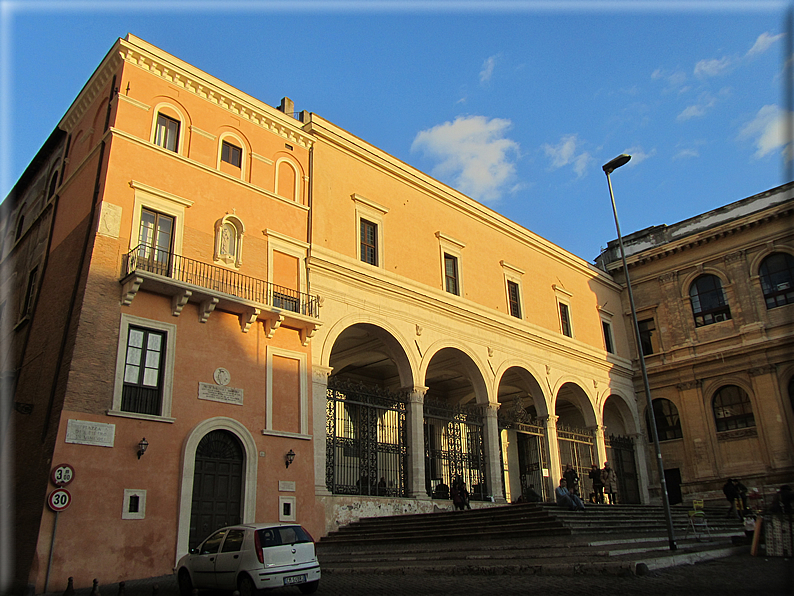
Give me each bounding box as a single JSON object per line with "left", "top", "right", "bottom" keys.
{"left": 47, "top": 488, "right": 71, "bottom": 512}
{"left": 51, "top": 464, "right": 75, "bottom": 486}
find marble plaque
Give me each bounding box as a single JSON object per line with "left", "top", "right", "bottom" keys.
{"left": 198, "top": 382, "right": 244, "bottom": 405}
{"left": 279, "top": 481, "right": 296, "bottom": 492}
{"left": 65, "top": 419, "right": 116, "bottom": 447}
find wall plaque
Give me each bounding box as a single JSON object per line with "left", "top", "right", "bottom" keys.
{"left": 198, "top": 382, "right": 244, "bottom": 405}
{"left": 279, "top": 481, "right": 296, "bottom": 492}
{"left": 65, "top": 419, "right": 115, "bottom": 447}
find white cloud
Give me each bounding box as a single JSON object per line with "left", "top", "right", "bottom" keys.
{"left": 746, "top": 32, "right": 784, "bottom": 57}
{"left": 411, "top": 115, "right": 520, "bottom": 202}
{"left": 480, "top": 55, "right": 498, "bottom": 84}
{"left": 651, "top": 68, "right": 687, "bottom": 91}
{"left": 673, "top": 148, "right": 700, "bottom": 161}
{"left": 694, "top": 56, "right": 732, "bottom": 78}
{"left": 623, "top": 147, "right": 656, "bottom": 166}
{"left": 677, "top": 92, "right": 719, "bottom": 121}
{"left": 542, "top": 134, "right": 592, "bottom": 178}
{"left": 738, "top": 104, "right": 791, "bottom": 159}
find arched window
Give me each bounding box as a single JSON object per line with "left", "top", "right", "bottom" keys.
{"left": 689, "top": 274, "right": 731, "bottom": 327}
{"left": 759, "top": 252, "right": 794, "bottom": 309}
{"left": 214, "top": 215, "right": 245, "bottom": 267}
{"left": 712, "top": 385, "right": 755, "bottom": 432}
{"left": 48, "top": 171, "right": 59, "bottom": 198}
{"left": 646, "top": 398, "right": 683, "bottom": 441}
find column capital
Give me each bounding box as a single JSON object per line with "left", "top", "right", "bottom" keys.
{"left": 312, "top": 366, "right": 333, "bottom": 383}
{"left": 538, "top": 414, "right": 559, "bottom": 429}
{"left": 405, "top": 385, "right": 428, "bottom": 403}
{"left": 478, "top": 402, "right": 500, "bottom": 417}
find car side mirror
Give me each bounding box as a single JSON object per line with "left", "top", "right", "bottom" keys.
{"left": 189, "top": 547, "right": 199, "bottom": 555}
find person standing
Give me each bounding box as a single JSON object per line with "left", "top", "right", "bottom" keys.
{"left": 563, "top": 464, "right": 580, "bottom": 496}
{"left": 601, "top": 461, "right": 619, "bottom": 504}
{"left": 589, "top": 464, "right": 604, "bottom": 504}
{"left": 723, "top": 478, "right": 745, "bottom": 520}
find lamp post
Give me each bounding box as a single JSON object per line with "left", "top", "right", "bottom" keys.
{"left": 602, "top": 154, "right": 677, "bottom": 551}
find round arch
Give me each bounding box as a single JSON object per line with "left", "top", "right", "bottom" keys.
{"left": 420, "top": 341, "right": 490, "bottom": 405}
{"left": 553, "top": 380, "right": 597, "bottom": 428}
{"left": 493, "top": 362, "right": 551, "bottom": 418}
{"left": 150, "top": 99, "right": 191, "bottom": 155}
{"left": 217, "top": 130, "right": 250, "bottom": 179}
{"left": 602, "top": 392, "right": 640, "bottom": 436}
{"left": 175, "top": 417, "right": 258, "bottom": 564}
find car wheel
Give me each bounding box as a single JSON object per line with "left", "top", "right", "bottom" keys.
{"left": 177, "top": 570, "right": 192, "bottom": 596}
{"left": 238, "top": 574, "right": 258, "bottom": 596}
{"left": 298, "top": 580, "right": 319, "bottom": 595}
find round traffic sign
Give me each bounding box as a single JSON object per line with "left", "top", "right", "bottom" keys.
{"left": 51, "top": 464, "right": 75, "bottom": 486}
{"left": 47, "top": 488, "right": 72, "bottom": 512}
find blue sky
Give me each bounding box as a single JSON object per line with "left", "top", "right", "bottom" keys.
{"left": 1, "top": 1, "right": 791, "bottom": 261}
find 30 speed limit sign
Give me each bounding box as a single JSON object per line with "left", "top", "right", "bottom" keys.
{"left": 47, "top": 488, "right": 72, "bottom": 512}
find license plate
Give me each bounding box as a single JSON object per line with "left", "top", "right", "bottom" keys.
{"left": 284, "top": 574, "right": 306, "bottom": 585}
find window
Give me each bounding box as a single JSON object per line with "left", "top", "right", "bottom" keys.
{"left": 221, "top": 529, "right": 245, "bottom": 552}
{"left": 111, "top": 314, "right": 176, "bottom": 421}
{"left": 638, "top": 318, "right": 658, "bottom": 356}
{"left": 690, "top": 274, "right": 731, "bottom": 327}
{"left": 221, "top": 141, "right": 242, "bottom": 168}
{"left": 122, "top": 489, "right": 147, "bottom": 520}
{"left": 15, "top": 213, "right": 25, "bottom": 241}
{"left": 559, "top": 302, "right": 572, "bottom": 337}
{"left": 154, "top": 113, "right": 180, "bottom": 152}
{"left": 200, "top": 530, "right": 226, "bottom": 555}
{"left": 712, "top": 385, "right": 755, "bottom": 432}
{"left": 360, "top": 219, "right": 378, "bottom": 266}
{"left": 759, "top": 252, "right": 794, "bottom": 309}
{"left": 602, "top": 321, "right": 614, "bottom": 353}
{"left": 48, "top": 172, "right": 59, "bottom": 198}
{"left": 138, "top": 208, "right": 174, "bottom": 275}
{"left": 507, "top": 281, "right": 522, "bottom": 318}
{"left": 444, "top": 253, "right": 459, "bottom": 295}
{"left": 647, "top": 399, "right": 683, "bottom": 441}
{"left": 22, "top": 267, "right": 39, "bottom": 319}
{"left": 121, "top": 326, "right": 166, "bottom": 416}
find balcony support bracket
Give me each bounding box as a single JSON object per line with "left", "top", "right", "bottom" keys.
{"left": 264, "top": 314, "right": 285, "bottom": 339}
{"left": 121, "top": 276, "right": 144, "bottom": 306}
{"left": 199, "top": 297, "right": 219, "bottom": 323}
{"left": 300, "top": 324, "right": 319, "bottom": 346}
{"left": 240, "top": 307, "right": 260, "bottom": 333}
{"left": 171, "top": 290, "right": 192, "bottom": 317}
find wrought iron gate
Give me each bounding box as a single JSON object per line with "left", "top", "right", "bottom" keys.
{"left": 605, "top": 434, "right": 640, "bottom": 504}
{"left": 424, "top": 398, "right": 487, "bottom": 501}
{"left": 326, "top": 378, "right": 408, "bottom": 497}
{"left": 497, "top": 400, "right": 549, "bottom": 502}
{"left": 556, "top": 425, "right": 594, "bottom": 495}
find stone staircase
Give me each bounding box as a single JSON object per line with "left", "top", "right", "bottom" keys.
{"left": 316, "top": 502, "right": 748, "bottom": 576}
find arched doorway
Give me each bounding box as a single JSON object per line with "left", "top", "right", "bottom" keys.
{"left": 189, "top": 430, "right": 244, "bottom": 548}
{"left": 555, "top": 382, "right": 596, "bottom": 493}
{"left": 603, "top": 394, "right": 641, "bottom": 504}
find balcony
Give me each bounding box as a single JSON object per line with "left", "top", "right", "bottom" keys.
{"left": 120, "top": 245, "right": 321, "bottom": 344}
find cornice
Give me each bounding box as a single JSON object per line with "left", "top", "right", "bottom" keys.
{"left": 305, "top": 115, "right": 620, "bottom": 290}
{"left": 59, "top": 47, "right": 123, "bottom": 133}
{"left": 119, "top": 35, "right": 314, "bottom": 150}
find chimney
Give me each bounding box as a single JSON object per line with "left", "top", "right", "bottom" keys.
{"left": 277, "top": 97, "right": 295, "bottom": 118}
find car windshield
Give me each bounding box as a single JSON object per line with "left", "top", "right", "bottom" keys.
{"left": 256, "top": 525, "right": 312, "bottom": 547}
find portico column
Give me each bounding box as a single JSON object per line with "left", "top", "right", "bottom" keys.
{"left": 405, "top": 385, "right": 429, "bottom": 499}
{"left": 312, "top": 365, "right": 333, "bottom": 496}
{"left": 591, "top": 424, "right": 607, "bottom": 469}
{"left": 480, "top": 402, "right": 506, "bottom": 503}
{"left": 541, "top": 414, "right": 561, "bottom": 498}
{"left": 631, "top": 432, "right": 651, "bottom": 503}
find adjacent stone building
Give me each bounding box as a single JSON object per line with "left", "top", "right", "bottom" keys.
{"left": 597, "top": 182, "right": 794, "bottom": 504}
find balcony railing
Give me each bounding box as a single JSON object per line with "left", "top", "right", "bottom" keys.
{"left": 124, "top": 245, "right": 320, "bottom": 318}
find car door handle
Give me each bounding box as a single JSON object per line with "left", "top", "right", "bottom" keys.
{"left": 234, "top": 555, "right": 239, "bottom": 559}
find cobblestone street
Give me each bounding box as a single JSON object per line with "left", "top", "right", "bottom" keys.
{"left": 44, "top": 554, "right": 792, "bottom": 596}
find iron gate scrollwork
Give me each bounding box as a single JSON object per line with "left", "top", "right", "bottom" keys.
{"left": 556, "top": 424, "right": 594, "bottom": 496}
{"left": 498, "top": 400, "right": 549, "bottom": 503}
{"left": 326, "top": 377, "right": 408, "bottom": 497}
{"left": 424, "top": 398, "right": 487, "bottom": 501}
{"left": 605, "top": 434, "right": 640, "bottom": 504}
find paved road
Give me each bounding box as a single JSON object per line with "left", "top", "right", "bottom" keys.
{"left": 52, "top": 554, "right": 792, "bottom": 596}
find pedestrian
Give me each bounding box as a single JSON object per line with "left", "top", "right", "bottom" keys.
{"left": 601, "top": 461, "right": 619, "bottom": 504}
{"left": 555, "top": 478, "right": 585, "bottom": 511}
{"left": 722, "top": 478, "right": 747, "bottom": 520}
{"left": 563, "top": 464, "right": 580, "bottom": 496}
{"left": 452, "top": 475, "right": 471, "bottom": 510}
{"left": 589, "top": 464, "right": 604, "bottom": 504}
{"left": 525, "top": 484, "right": 543, "bottom": 503}
{"left": 770, "top": 485, "right": 793, "bottom": 514}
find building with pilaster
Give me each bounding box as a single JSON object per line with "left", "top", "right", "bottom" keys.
{"left": 5, "top": 34, "right": 647, "bottom": 594}
{"left": 596, "top": 182, "right": 794, "bottom": 504}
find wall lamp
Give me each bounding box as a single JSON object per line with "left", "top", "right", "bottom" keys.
{"left": 285, "top": 449, "right": 296, "bottom": 468}
{"left": 137, "top": 438, "right": 149, "bottom": 460}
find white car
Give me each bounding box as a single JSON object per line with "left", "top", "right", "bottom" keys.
{"left": 175, "top": 523, "right": 321, "bottom": 595}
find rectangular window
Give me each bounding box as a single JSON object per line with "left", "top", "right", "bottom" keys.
{"left": 22, "top": 267, "right": 39, "bottom": 318}
{"left": 559, "top": 303, "right": 572, "bottom": 337}
{"left": 221, "top": 141, "right": 242, "bottom": 168}
{"left": 138, "top": 209, "right": 174, "bottom": 276}
{"left": 507, "top": 280, "right": 521, "bottom": 318}
{"left": 602, "top": 321, "right": 614, "bottom": 353}
{"left": 444, "top": 254, "right": 459, "bottom": 295}
{"left": 360, "top": 219, "right": 378, "bottom": 266}
{"left": 638, "top": 318, "right": 657, "bottom": 356}
{"left": 154, "top": 113, "right": 180, "bottom": 152}
{"left": 121, "top": 326, "right": 166, "bottom": 416}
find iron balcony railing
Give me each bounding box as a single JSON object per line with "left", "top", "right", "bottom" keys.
{"left": 124, "top": 244, "right": 320, "bottom": 318}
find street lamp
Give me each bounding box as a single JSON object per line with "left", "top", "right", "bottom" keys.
{"left": 602, "top": 154, "right": 677, "bottom": 551}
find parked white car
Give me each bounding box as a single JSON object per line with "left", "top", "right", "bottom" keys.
{"left": 175, "top": 523, "right": 321, "bottom": 595}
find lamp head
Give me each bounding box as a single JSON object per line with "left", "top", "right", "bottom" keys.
{"left": 602, "top": 154, "right": 631, "bottom": 174}
{"left": 137, "top": 437, "right": 149, "bottom": 460}
{"left": 285, "top": 449, "right": 296, "bottom": 468}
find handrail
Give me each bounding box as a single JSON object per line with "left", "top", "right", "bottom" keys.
{"left": 124, "top": 244, "right": 319, "bottom": 317}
